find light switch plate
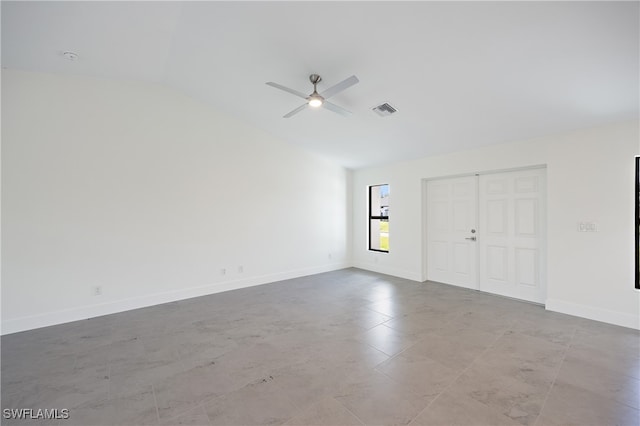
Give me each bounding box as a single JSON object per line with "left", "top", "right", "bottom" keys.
{"left": 577, "top": 222, "right": 597, "bottom": 232}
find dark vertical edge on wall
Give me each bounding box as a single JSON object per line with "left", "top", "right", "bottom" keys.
{"left": 368, "top": 185, "right": 373, "bottom": 251}
{"left": 634, "top": 157, "right": 640, "bottom": 290}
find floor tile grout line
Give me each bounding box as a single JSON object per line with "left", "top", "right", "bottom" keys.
{"left": 369, "top": 332, "right": 425, "bottom": 364}
{"left": 374, "top": 366, "right": 436, "bottom": 403}
{"left": 362, "top": 305, "right": 394, "bottom": 318}
{"left": 363, "top": 342, "right": 395, "bottom": 364}
{"left": 407, "top": 328, "right": 508, "bottom": 426}
{"left": 106, "top": 363, "right": 112, "bottom": 400}
{"left": 532, "top": 326, "right": 578, "bottom": 426}
{"left": 329, "top": 395, "right": 366, "bottom": 426}
{"left": 379, "top": 311, "right": 461, "bottom": 354}
{"left": 372, "top": 315, "right": 507, "bottom": 370}
{"left": 159, "top": 403, "right": 211, "bottom": 426}
{"left": 201, "top": 403, "right": 213, "bottom": 426}
{"left": 359, "top": 316, "right": 394, "bottom": 333}
{"left": 150, "top": 383, "right": 161, "bottom": 424}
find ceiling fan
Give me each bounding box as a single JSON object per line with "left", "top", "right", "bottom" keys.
{"left": 266, "top": 74, "right": 359, "bottom": 118}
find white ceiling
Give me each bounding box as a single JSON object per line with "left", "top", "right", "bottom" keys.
{"left": 3, "top": 1, "right": 639, "bottom": 169}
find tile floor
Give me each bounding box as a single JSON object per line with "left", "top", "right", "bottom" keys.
{"left": 1, "top": 268, "right": 639, "bottom": 426}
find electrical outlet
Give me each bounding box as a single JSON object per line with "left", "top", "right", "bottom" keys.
{"left": 238, "top": 265, "right": 243, "bottom": 273}
{"left": 93, "top": 286, "right": 102, "bottom": 296}
{"left": 220, "top": 268, "right": 226, "bottom": 275}
{"left": 328, "top": 253, "right": 332, "bottom": 260}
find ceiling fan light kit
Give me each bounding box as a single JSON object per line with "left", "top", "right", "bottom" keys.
{"left": 307, "top": 74, "right": 324, "bottom": 107}
{"left": 266, "top": 74, "right": 359, "bottom": 118}
{"left": 308, "top": 96, "right": 323, "bottom": 108}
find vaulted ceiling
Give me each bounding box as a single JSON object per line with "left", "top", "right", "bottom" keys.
{"left": 3, "top": 1, "right": 638, "bottom": 169}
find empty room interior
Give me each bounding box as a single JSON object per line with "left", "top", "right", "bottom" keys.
{"left": 1, "top": 1, "right": 639, "bottom": 426}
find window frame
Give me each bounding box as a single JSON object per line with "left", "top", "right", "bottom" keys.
{"left": 368, "top": 184, "right": 389, "bottom": 253}
{"left": 634, "top": 156, "right": 640, "bottom": 290}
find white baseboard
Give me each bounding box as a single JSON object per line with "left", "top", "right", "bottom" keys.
{"left": 351, "top": 261, "right": 422, "bottom": 282}
{"left": 545, "top": 298, "right": 640, "bottom": 330}
{"left": 1, "top": 262, "right": 351, "bottom": 335}
{"left": 8, "top": 265, "right": 635, "bottom": 335}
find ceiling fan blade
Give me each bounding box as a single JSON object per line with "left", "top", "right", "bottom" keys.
{"left": 322, "top": 101, "right": 352, "bottom": 117}
{"left": 283, "top": 103, "right": 308, "bottom": 118}
{"left": 266, "top": 82, "right": 308, "bottom": 99}
{"left": 320, "top": 75, "right": 359, "bottom": 99}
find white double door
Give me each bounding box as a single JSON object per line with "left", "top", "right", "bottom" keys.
{"left": 426, "top": 168, "right": 546, "bottom": 304}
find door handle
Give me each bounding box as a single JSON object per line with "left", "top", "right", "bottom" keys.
{"left": 465, "top": 236, "right": 477, "bottom": 241}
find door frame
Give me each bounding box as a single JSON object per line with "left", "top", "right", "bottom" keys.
{"left": 421, "top": 165, "right": 547, "bottom": 302}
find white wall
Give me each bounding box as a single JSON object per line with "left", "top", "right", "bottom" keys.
{"left": 3, "top": 70, "right": 638, "bottom": 334}
{"left": 1, "top": 70, "right": 351, "bottom": 334}
{"left": 352, "top": 121, "right": 640, "bottom": 329}
{"left": 545, "top": 124, "right": 639, "bottom": 328}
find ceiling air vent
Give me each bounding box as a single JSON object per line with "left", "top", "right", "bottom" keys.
{"left": 372, "top": 102, "right": 397, "bottom": 117}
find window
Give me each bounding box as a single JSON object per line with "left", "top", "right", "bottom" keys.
{"left": 369, "top": 184, "right": 389, "bottom": 252}
{"left": 634, "top": 157, "right": 640, "bottom": 290}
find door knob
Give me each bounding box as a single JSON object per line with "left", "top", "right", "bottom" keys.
{"left": 465, "top": 236, "right": 477, "bottom": 241}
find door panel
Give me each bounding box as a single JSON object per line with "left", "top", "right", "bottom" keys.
{"left": 433, "top": 241, "right": 448, "bottom": 272}
{"left": 426, "top": 176, "right": 478, "bottom": 289}
{"left": 453, "top": 242, "right": 470, "bottom": 274}
{"left": 515, "top": 248, "right": 538, "bottom": 287}
{"left": 486, "top": 245, "right": 508, "bottom": 281}
{"left": 515, "top": 199, "right": 538, "bottom": 236}
{"left": 486, "top": 200, "right": 507, "bottom": 234}
{"left": 479, "top": 168, "right": 546, "bottom": 303}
